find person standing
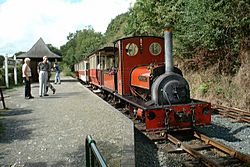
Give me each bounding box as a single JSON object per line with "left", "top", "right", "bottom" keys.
{"left": 54, "top": 62, "right": 61, "bottom": 84}
{"left": 22, "top": 57, "right": 34, "bottom": 99}
{"left": 37, "top": 56, "right": 49, "bottom": 97}
{"left": 46, "top": 60, "right": 56, "bottom": 94}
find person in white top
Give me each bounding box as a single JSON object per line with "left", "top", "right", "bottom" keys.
{"left": 22, "top": 57, "right": 34, "bottom": 99}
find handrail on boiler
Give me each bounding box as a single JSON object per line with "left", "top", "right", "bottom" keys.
{"left": 85, "top": 135, "right": 107, "bottom": 167}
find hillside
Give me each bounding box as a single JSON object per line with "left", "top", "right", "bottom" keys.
{"left": 177, "top": 45, "right": 250, "bottom": 110}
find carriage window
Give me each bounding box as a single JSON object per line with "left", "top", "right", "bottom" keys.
{"left": 126, "top": 43, "right": 138, "bottom": 56}
{"left": 149, "top": 42, "right": 162, "bottom": 56}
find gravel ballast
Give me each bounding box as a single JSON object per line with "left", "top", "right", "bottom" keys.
{"left": 135, "top": 114, "right": 250, "bottom": 167}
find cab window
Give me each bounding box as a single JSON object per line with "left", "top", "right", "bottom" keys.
{"left": 149, "top": 42, "right": 161, "bottom": 56}
{"left": 126, "top": 43, "right": 138, "bottom": 56}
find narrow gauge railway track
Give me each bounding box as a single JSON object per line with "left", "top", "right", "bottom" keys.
{"left": 212, "top": 104, "right": 250, "bottom": 124}
{"left": 90, "top": 88, "right": 250, "bottom": 167}
{"left": 165, "top": 130, "right": 250, "bottom": 167}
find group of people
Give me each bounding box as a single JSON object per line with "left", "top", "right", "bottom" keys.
{"left": 22, "top": 56, "right": 61, "bottom": 99}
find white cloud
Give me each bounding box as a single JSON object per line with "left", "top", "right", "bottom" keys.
{"left": 0, "top": 0, "right": 135, "bottom": 55}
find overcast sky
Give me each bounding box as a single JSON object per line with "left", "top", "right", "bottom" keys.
{"left": 0, "top": 0, "right": 135, "bottom": 56}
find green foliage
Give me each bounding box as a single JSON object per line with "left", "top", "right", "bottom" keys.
{"left": 0, "top": 56, "right": 4, "bottom": 67}
{"left": 60, "top": 0, "right": 249, "bottom": 74}
{"left": 215, "top": 86, "right": 223, "bottom": 95}
{"left": 0, "top": 68, "right": 5, "bottom": 86}
{"left": 14, "top": 51, "right": 25, "bottom": 57}
{"left": 47, "top": 44, "right": 62, "bottom": 56}
{"left": 61, "top": 27, "right": 104, "bottom": 68}
{"left": 61, "top": 63, "right": 72, "bottom": 76}
{"left": 125, "top": 0, "right": 163, "bottom": 36}
{"left": 0, "top": 64, "right": 23, "bottom": 87}
{"left": 125, "top": 0, "right": 249, "bottom": 59}
{"left": 105, "top": 12, "right": 130, "bottom": 45}
{"left": 198, "top": 83, "right": 209, "bottom": 95}
{"left": 175, "top": 0, "right": 249, "bottom": 56}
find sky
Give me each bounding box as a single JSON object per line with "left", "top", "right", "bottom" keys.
{"left": 0, "top": 0, "right": 135, "bottom": 56}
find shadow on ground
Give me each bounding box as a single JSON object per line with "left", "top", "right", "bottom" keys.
{"left": 134, "top": 128, "right": 160, "bottom": 167}
{"left": 0, "top": 108, "right": 32, "bottom": 117}
{"left": 60, "top": 79, "right": 78, "bottom": 83}
{"left": 0, "top": 108, "right": 34, "bottom": 143}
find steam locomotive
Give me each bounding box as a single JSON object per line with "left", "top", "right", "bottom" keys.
{"left": 74, "top": 27, "right": 211, "bottom": 133}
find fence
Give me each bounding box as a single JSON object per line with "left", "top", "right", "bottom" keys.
{"left": 85, "top": 135, "right": 107, "bottom": 167}
{"left": 2, "top": 55, "right": 18, "bottom": 88}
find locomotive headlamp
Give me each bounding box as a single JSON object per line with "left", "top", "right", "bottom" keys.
{"left": 202, "top": 107, "right": 210, "bottom": 115}
{"left": 160, "top": 132, "right": 165, "bottom": 137}
{"left": 133, "top": 108, "right": 137, "bottom": 116}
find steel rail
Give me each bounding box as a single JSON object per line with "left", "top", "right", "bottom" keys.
{"left": 193, "top": 131, "right": 250, "bottom": 164}
{"left": 212, "top": 104, "right": 250, "bottom": 115}
{"left": 212, "top": 104, "right": 250, "bottom": 123}
{"left": 167, "top": 134, "right": 222, "bottom": 167}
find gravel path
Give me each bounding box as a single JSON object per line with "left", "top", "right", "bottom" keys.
{"left": 0, "top": 77, "right": 134, "bottom": 167}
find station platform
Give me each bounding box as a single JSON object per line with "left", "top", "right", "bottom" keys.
{"left": 0, "top": 76, "right": 135, "bottom": 167}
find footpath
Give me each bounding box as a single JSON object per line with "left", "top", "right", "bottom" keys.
{"left": 0, "top": 76, "right": 135, "bottom": 167}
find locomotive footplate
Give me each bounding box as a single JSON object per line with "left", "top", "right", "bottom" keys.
{"left": 149, "top": 105, "right": 210, "bottom": 131}
{"left": 114, "top": 94, "right": 211, "bottom": 132}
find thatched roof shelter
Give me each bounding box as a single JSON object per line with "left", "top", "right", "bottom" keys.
{"left": 17, "top": 37, "right": 61, "bottom": 59}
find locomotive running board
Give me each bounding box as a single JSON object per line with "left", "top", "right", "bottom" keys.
{"left": 114, "top": 93, "right": 149, "bottom": 110}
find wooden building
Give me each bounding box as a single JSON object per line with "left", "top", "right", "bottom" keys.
{"left": 17, "top": 38, "right": 61, "bottom": 82}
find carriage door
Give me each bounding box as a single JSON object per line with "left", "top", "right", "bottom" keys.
{"left": 84, "top": 61, "right": 90, "bottom": 82}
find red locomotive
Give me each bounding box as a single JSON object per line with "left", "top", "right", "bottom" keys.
{"left": 75, "top": 27, "right": 211, "bottom": 134}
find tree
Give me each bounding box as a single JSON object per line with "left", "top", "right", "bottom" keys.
{"left": 47, "top": 44, "right": 62, "bottom": 56}
{"left": 105, "top": 12, "right": 130, "bottom": 45}
{"left": 126, "top": 0, "right": 249, "bottom": 58}
{"left": 60, "top": 27, "right": 104, "bottom": 69}
{"left": 0, "top": 55, "right": 4, "bottom": 67}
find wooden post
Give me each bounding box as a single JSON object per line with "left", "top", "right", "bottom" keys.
{"left": 4, "top": 56, "right": 9, "bottom": 88}
{"left": 0, "top": 87, "right": 6, "bottom": 109}
{"left": 14, "top": 55, "right": 17, "bottom": 85}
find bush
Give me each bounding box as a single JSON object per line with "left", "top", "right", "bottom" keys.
{"left": 0, "top": 69, "right": 5, "bottom": 86}
{"left": 197, "top": 82, "right": 209, "bottom": 95}
{"left": 0, "top": 65, "right": 23, "bottom": 87}
{"left": 62, "top": 64, "right": 72, "bottom": 76}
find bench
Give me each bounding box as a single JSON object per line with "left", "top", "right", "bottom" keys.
{"left": 0, "top": 86, "right": 6, "bottom": 109}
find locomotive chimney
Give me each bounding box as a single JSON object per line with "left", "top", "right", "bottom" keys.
{"left": 164, "top": 24, "right": 173, "bottom": 73}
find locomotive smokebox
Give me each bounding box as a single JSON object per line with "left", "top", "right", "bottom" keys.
{"left": 164, "top": 25, "right": 173, "bottom": 73}
{"left": 151, "top": 25, "right": 190, "bottom": 105}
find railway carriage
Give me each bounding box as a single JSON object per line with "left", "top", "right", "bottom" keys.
{"left": 88, "top": 47, "right": 116, "bottom": 89}
{"left": 74, "top": 60, "right": 89, "bottom": 83}
{"left": 74, "top": 27, "right": 211, "bottom": 135}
